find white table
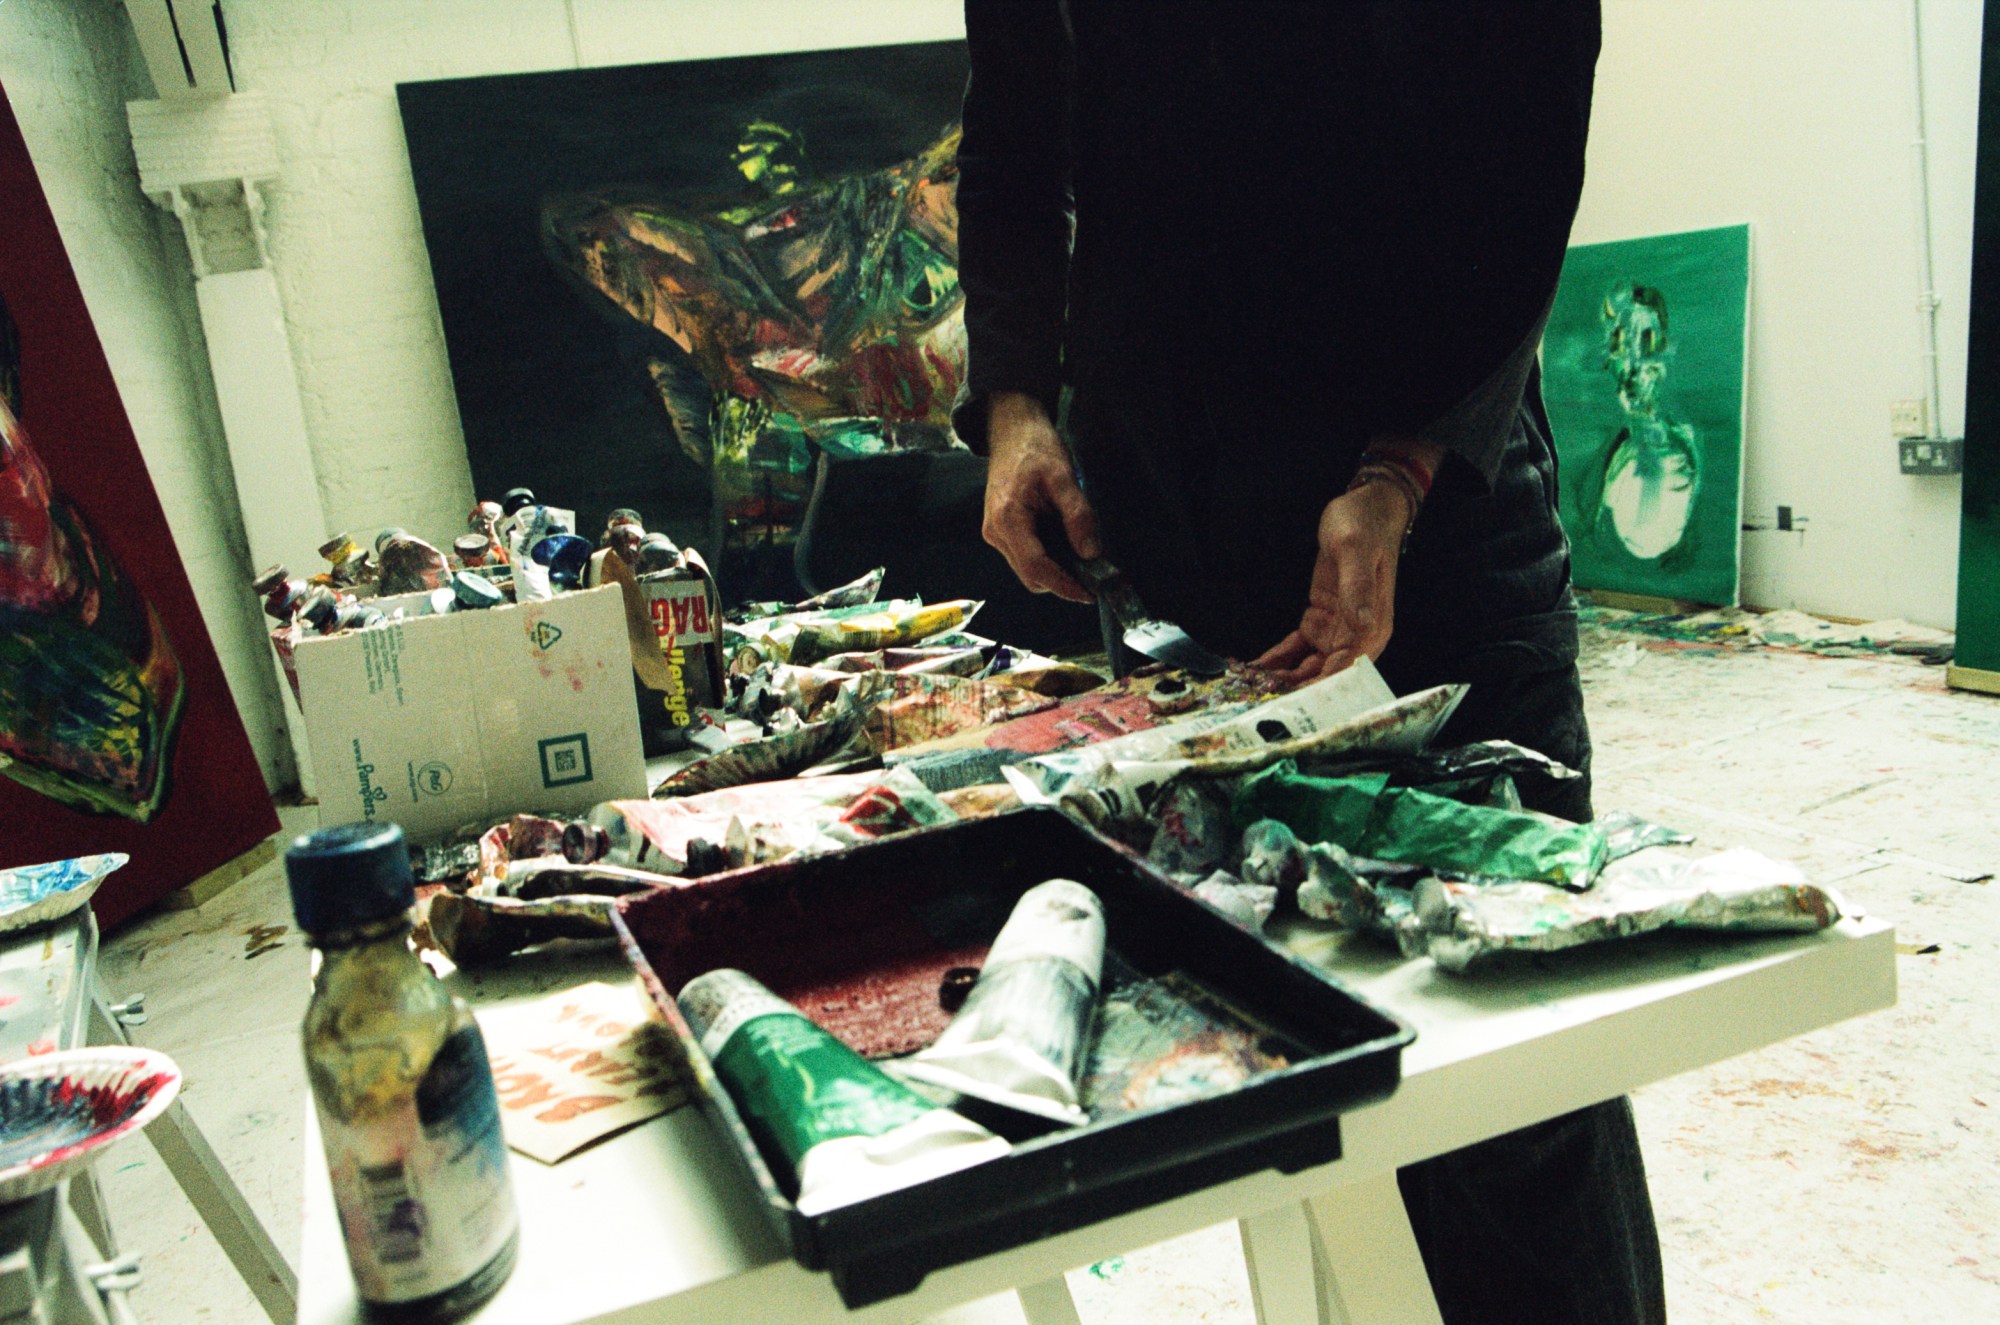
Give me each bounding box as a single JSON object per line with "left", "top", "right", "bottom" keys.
{"left": 300, "top": 916, "right": 1895, "bottom": 1325}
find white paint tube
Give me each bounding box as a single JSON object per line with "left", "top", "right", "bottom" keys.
{"left": 679, "top": 970, "right": 1008, "bottom": 1216}
{"left": 891, "top": 879, "right": 1106, "bottom": 1127}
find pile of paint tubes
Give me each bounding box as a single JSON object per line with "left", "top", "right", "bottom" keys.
{"left": 253, "top": 488, "right": 695, "bottom": 637}
{"left": 677, "top": 878, "right": 1107, "bottom": 1214}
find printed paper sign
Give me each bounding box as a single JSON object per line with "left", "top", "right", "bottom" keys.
{"left": 477, "top": 980, "right": 684, "bottom": 1163}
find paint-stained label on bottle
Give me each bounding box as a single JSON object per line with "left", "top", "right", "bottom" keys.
{"left": 319, "top": 1024, "right": 518, "bottom": 1305}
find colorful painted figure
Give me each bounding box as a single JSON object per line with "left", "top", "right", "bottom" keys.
{"left": 543, "top": 122, "right": 966, "bottom": 553}
{"left": 0, "top": 298, "right": 184, "bottom": 820}
{"left": 1595, "top": 281, "right": 1701, "bottom": 561}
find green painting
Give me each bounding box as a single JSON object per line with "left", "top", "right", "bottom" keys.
{"left": 1542, "top": 224, "right": 1750, "bottom": 605}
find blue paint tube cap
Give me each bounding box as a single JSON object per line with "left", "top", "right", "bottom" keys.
{"left": 531, "top": 533, "right": 593, "bottom": 589}
{"left": 286, "top": 821, "right": 416, "bottom": 936}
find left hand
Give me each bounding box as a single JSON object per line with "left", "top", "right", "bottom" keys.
{"left": 1254, "top": 480, "right": 1415, "bottom": 685}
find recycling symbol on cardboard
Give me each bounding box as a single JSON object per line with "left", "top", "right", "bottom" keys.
{"left": 530, "top": 621, "right": 564, "bottom": 650}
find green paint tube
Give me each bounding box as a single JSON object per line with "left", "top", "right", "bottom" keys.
{"left": 1234, "top": 760, "right": 1610, "bottom": 890}
{"left": 678, "top": 970, "right": 1009, "bottom": 1215}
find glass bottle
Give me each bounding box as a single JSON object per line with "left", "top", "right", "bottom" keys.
{"left": 287, "top": 823, "right": 519, "bottom": 1320}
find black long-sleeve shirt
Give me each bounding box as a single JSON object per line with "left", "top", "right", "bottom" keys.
{"left": 957, "top": 0, "right": 1601, "bottom": 678}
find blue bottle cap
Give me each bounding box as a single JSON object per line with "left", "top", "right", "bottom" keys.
{"left": 286, "top": 822, "right": 416, "bottom": 935}
{"left": 531, "top": 533, "right": 593, "bottom": 589}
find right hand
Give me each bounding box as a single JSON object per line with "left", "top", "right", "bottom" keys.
{"left": 981, "top": 392, "right": 1101, "bottom": 603}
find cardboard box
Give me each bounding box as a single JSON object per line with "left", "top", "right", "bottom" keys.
{"left": 292, "top": 585, "right": 647, "bottom": 840}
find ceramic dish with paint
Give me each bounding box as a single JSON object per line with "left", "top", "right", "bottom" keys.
{"left": 0, "top": 1047, "right": 181, "bottom": 1204}
{"left": 0, "top": 854, "right": 127, "bottom": 935}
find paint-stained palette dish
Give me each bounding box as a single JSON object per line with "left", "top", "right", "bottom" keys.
{"left": 0, "top": 1046, "right": 181, "bottom": 1203}
{"left": 0, "top": 853, "right": 126, "bottom": 935}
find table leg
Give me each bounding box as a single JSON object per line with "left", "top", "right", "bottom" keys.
{"left": 67, "top": 1169, "right": 115, "bottom": 1260}
{"left": 1015, "top": 1274, "right": 1084, "bottom": 1325}
{"left": 143, "top": 1099, "right": 299, "bottom": 1324}
{"left": 1238, "top": 1176, "right": 1443, "bottom": 1325}
{"left": 88, "top": 987, "right": 299, "bottom": 1324}
{"left": 1303, "top": 1173, "right": 1443, "bottom": 1325}
{"left": 1240, "top": 1202, "right": 1320, "bottom": 1325}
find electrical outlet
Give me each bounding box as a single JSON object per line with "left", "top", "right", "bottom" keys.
{"left": 1899, "top": 436, "right": 1964, "bottom": 474}
{"left": 1891, "top": 399, "right": 1929, "bottom": 438}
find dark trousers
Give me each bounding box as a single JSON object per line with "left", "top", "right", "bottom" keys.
{"left": 1379, "top": 647, "right": 1667, "bottom": 1325}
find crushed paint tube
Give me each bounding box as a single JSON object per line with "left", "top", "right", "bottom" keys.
{"left": 374, "top": 529, "right": 451, "bottom": 595}
{"left": 416, "top": 838, "right": 482, "bottom": 889}
{"left": 426, "top": 889, "right": 627, "bottom": 966}
{"left": 862, "top": 672, "right": 1057, "bottom": 754}
{"left": 936, "top": 783, "right": 1022, "bottom": 820}
{"left": 1237, "top": 819, "right": 1310, "bottom": 903}
{"left": 883, "top": 666, "right": 1291, "bottom": 792}
{"left": 823, "top": 772, "right": 958, "bottom": 843}
{"left": 1079, "top": 968, "right": 1297, "bottom": 1118}
{"left": 579, "top": 767, "right": 957, "bottom": 874}
{"left": 1008, "top": 686, "right": 1466, "bottom": 847}
{"left": 1399, "top": 847, "right": 1845, "bottom": 972}
{"left": 1301, "top": 739, "right": 1580, "bottom": 809}
{"left": 1233, "top": 761, "right": 1610, "bottom": 890}
{"left": 1292, "top": 837, "right": 1426, "bottom": 929}
{"left": 654, "top": 674, "right": 888, "bottom": 797}
{"left": 1598, "top": 810, "right": 1696, "bottom": 862}
{"left": 679, "top": 969, "right": 1009, "bottom": 1215}
{"left": 1004, "top": 662, "right": 1441, "bottom": 806}
{"left": 893, "top": 879, "right": 1106, "bottom": 1128}
{"left": 817, "top": 644, "right": 991, "bottom": 678}
{"left": 986, "top": 655, "right": 1108, "bottom": 698}
{"left": 1144, "top": 775, "right": 1238, "bottom": 879}
{"left": 1191, "top": 870, "right": 1278, "bottom": 929}
{"left": 727, "top": 566, "right": 885, "bottom": 622}
{"left": 488, "top": 855, "right": 666, "bottom": 902}
{"left": 724, "top": 597, "right": 925, "bottom": 671}
{"left": 787, "top": 599, "right": 982, "bottom": 666}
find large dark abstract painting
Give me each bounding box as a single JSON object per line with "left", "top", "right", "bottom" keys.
{"left": 399, "top": 44, "right": 977, "bottom": 604}
{"left": 0, "top": 82, "right": 277, "bottom": 926}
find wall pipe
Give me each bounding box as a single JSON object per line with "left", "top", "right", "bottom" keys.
{"left": 1911, "top": 0, "right": 1946, "bottom": 439}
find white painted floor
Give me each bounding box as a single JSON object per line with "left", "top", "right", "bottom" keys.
{"left": 88, "top": 615, "right": 1999, "bottom": 1323}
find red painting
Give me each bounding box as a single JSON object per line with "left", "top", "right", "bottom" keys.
{"left": 0, "top": 82, "right": 276, "bottom": 927}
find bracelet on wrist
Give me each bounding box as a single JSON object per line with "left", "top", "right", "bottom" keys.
{"left": 1358, "top": 447, "right": 1436, "bottom": 499}
{"left": 1346, "top": 465, "right": 1425, "bottom": 548}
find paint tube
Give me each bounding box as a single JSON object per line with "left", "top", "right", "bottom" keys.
{"left": 1005, "top": 662, "right": 1452, "bottom": 808}
{"left": 1233, "top": 761, "right": 1611, "bottom": 890}
{"left": 375, "top": 529, "right": 451, "bottom": 596}
{"left": 505, "top": 504, "right": 574, "bottom": 601}
{"left": 987, "top": 655, "right": 1107, "bottom": 698}
{"left": 1192, "top": 870, "right": 1278, "bottom": 929}
{"left": 1238, "top": 818, "right": 1310, "bottom": 901}
{"left": 678, "top": 970, "right": 1009, "bottom": 1215}
{"left": 1597, "top": 810, "right": 1695, "bottom": 862}
{"left": 724, "top": 597, "right": 924, "bottom": 667}
{"left": 318, "top": 533, "right": 368, "bottom": 586}
{"left": 1399, "top": 847, "right": 1844, "bottom": 973}
{"left": 1293, "top": 837, "right": 1425, "bottom": 929}
{"left": 892, "top": 879, "right": 1106, "bottom": 1127}
{"left": 727, "top": 566, "right": 885, "bottom": 622}
{"left": 787, "top": 599, "right": 982, "bottom": 666}
{"left": 1144, "top": 775, "right": 1238, "bottom": 880}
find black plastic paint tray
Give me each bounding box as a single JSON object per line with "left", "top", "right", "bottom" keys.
{"left": 612, "top": 807, "right": 1413, "bottom": 1308}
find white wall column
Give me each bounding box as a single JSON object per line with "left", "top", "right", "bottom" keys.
{"left": 126, "top": 90, "right": 326, "bottom": 794}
